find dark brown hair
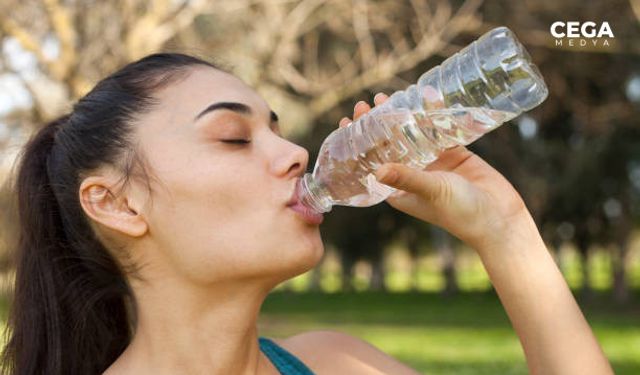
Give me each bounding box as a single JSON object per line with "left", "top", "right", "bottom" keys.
{"left": 2, "top": 53, "right": 217, "bottom": 375}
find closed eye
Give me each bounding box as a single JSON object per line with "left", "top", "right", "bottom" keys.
{"left": 221, "top": 139, "right": 251, "bottom": 144}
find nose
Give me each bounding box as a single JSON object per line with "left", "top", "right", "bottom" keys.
{"left": 271, "top": 139, "right": 309, "bottom": 178}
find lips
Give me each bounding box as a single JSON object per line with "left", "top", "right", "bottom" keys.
{"left": 287, "top": 178, "right": 324, "bottom": 225}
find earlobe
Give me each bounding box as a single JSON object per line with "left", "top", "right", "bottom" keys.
{"left": 117, "top": 201, "right": 148, "bottom": 237}
{"left": 79, "top": 177, "right": 148, "bottom": 238}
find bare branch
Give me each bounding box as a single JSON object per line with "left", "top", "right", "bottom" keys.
{"left": 42, "top": 0, "right": 77, "bottom": 84}
{"left": 0, "top": 18, "right": 48, "bottom": 65}
{"left": 631, "top": 0, "right": 640, "bottom": 21}
{"left": 124, "top": 0, "right": 212, "bottom": 60}
{"left": 352, "top": 0, "right": 376, "bottom": 69}
{"left": 306, "top": 0, "right": 483, "bottom": 117}
{"left": 272, "top": 0, "right": 328, "bottom": 67}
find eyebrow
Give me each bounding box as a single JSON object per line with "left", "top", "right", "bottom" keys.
{"left": 194, "top": 101, "right": 279, "bottom": 127}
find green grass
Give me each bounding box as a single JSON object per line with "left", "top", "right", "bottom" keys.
{"left": 258, "top": 290, "right": 640, "bottom": 375}
{"left": 0, "top": 287, "right": 636, "bottom": 374}
{"left": 0, "top": 245, "right": 637, "bottom": 373}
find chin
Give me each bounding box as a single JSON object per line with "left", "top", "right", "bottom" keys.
{"left": 279, "top": 235, "right": 324, "bottom": 280}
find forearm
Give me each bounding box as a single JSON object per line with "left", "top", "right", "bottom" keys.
{"left": 475, "top": 213, "right": 614, "bottom": 375}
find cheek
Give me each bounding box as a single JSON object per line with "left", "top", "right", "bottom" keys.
{"left": 155, "top": 198, "right": 323, "bottom": 284}
{"left": 150, "top": 188, "right": 324, "bottom": 284}
{"left": 141, "top": 142, "right": 323, "bottom": 283}
{"left": 155, "top": 170, "right": 263, "bottom": 266}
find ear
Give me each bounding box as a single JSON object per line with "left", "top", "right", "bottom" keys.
{"left": 79, "top": 175, "right": 148, "bottom": 238}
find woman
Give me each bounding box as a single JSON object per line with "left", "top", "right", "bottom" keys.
{"left": 2, "top": 53, "right": 613, "bottom": 375}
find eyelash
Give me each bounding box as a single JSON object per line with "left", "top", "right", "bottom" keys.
{"left": 221, "top": 139, "right": 251, "bottom": 145}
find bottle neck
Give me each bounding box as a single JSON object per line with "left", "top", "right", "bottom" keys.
{"left": 297, "top": 173, "right": 332, "bottom": 213}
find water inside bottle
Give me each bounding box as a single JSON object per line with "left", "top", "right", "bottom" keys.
{"left": 311, "top": 106, "right": 517, "bottom": 208}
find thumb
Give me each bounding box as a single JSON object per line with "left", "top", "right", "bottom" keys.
{"left": 374, "top": 163, "right": 451, "bottom": 203}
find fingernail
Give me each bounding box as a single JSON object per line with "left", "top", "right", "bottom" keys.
{"left": 374, "top": 93, "right": 385, "bottom": 101}
{"left": 375, "top": 166, "right": 397, "bottom": 184}
{"left": 354, "top": 101, "right": 366, "bottom": 111}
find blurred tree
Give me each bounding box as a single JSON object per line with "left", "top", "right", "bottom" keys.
{"left": 0, "top": 0, "right": 484, "bottom": 280}
{"left": 0, "top": 0, "right": 638, "bottom": 300}
{"left": 468, "top": 0, "right": 640, "bottom": 303}
{"left": 431, "top": 226, "right": 458, "bottom": 295}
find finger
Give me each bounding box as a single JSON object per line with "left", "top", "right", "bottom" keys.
{"left": 424, "top": 145, "right": 474, "bottom": 172}
{"left": 374, "top": 92, "right": 389, "bottom": 106}
{"left": 375, "top": 163, "right": 451, "bottom": 203}
{"left": 353, "top": 101, "right": 371, "bottom": 120}
{"left": 339, "top": 117, "right": 352, "bottom": 128}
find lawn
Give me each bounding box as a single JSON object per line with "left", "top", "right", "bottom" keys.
{"left": 258, "top": 290, "right": 640, "bottom": 375}
{"left": 0, "top": 288, "right": 636, "bottom": 374}
{"left": 0, "top": 245, "right": 637, "bottom": 374}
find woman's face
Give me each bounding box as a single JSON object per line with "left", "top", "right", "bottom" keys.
{"left": 130, "top": 66, "right": 323, "bottom": 286}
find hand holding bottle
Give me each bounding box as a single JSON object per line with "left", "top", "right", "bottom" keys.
{"left": 342, "top": 95, "right": 615, "bottom": 375}
{"left": 299, "top": 27, "right": 548, "bottom": 216}
{"left": 340, "top": 93, "right": 532, "bottom": 251}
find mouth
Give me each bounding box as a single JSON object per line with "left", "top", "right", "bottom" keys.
{"left": 287, "top": 178, "right": 324, "bottom": 225}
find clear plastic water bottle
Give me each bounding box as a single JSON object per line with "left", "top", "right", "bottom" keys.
{"left": 297, "top": 26, "right": 548, "bottom": 213}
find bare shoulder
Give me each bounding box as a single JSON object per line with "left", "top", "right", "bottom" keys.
{"left": 271, "top": 330, "right": 421, "bottom": 375}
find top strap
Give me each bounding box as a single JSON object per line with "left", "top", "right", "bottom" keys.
{"left": 258, "top": 337, "right": 315, "bottom": 375}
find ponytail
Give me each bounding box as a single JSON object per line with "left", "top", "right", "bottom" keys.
{"left": 2, "top": 116, "right": 130, "bottom": 375}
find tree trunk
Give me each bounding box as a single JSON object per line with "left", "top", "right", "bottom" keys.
{"left": 572, "top": 224, "right": 592, "bottom": 301}
{"left": 340, "top": 253, "right": 355, "bottom": 292}
{"left": 610, "top": 200, "right": 632, "bottom": 305}
{"left": 308, "top": 265, "right": 322, "bottom": 291}
{"left": 580, "top": 249, "right": 593, "bottom": 301}
{"left": 612, "top": 241, "right": 629, "bottom": 304}
{"left": 431, "top": 226, "right": 457, "bottom": 296}
{"left": 369, "top": 257, "right": 387, "bottom": 291}
{"left": 403, "top": 227, "right": 421, "bottom": 291}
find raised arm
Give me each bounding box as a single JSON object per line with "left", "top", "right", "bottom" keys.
{"left": 474, "top": 208, "right": 613, "bottom": 375}
{"left": 344, "top": 94, "right": 614, "bottom": 375}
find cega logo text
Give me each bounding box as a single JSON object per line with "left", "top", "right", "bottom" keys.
{"left": 550, "top": 21, "right": 614, "bottom": 47}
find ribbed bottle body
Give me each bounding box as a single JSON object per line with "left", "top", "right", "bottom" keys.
{"left": 299, "top": 27, "right": 548, "bottom": 213}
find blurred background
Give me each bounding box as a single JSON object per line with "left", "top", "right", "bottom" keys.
{"left": 0, "top": 0, "right": 639, "bottom": 374}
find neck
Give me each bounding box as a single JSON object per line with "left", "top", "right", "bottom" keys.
{"left": 110, "top": 276, "right": 276, "bottom": 375}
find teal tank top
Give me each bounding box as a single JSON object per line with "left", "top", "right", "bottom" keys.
{"left": 258, "top": 337, "right": 315, "bottom": 374}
